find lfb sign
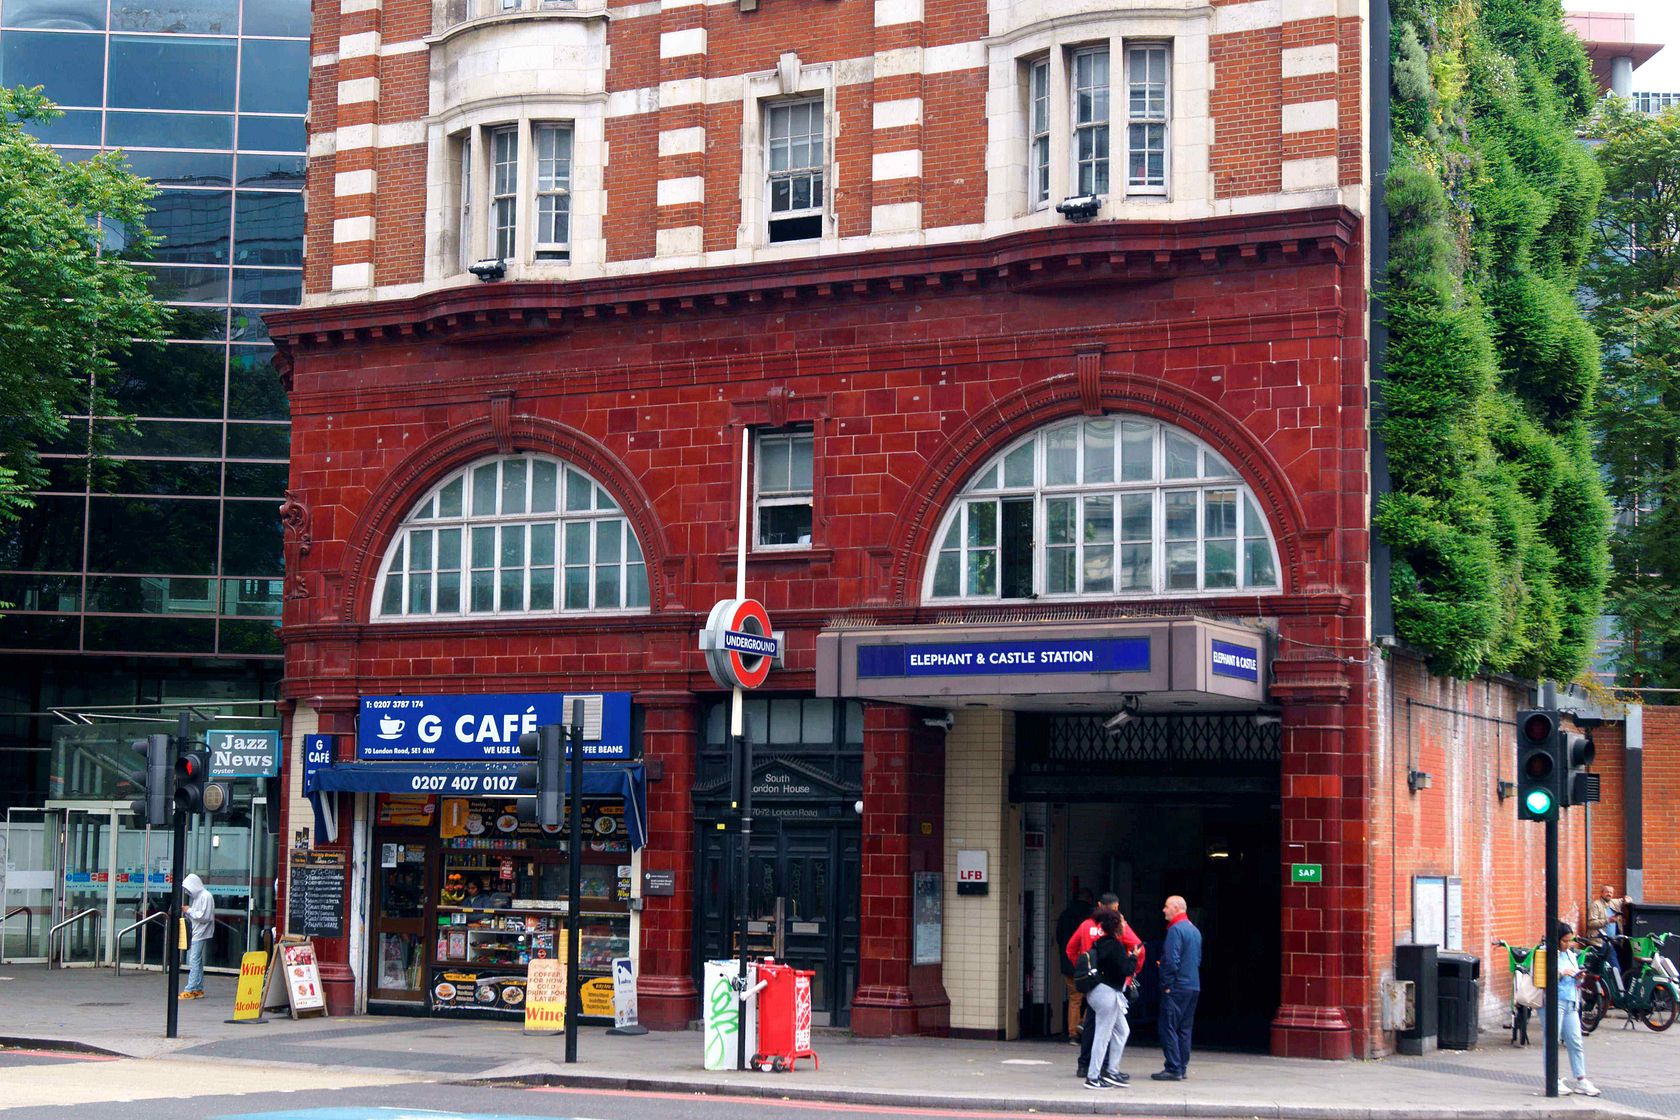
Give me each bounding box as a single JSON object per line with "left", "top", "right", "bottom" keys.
{"left": 699, "top": 598, "right": 782, "bottom": 690}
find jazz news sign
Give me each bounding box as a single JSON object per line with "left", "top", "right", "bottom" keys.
{"left": 208, "top": 729, "right": 281, "bottom": 778}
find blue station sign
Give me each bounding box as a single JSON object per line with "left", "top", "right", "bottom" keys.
{"left": 1210, "top": 639, "right": 1261, "bottom": 682}
{"left": 856, "top": 637, "right": 1151, "bottom": 679}
{"left": 356, "top": 692, "right": 633, "bottom": 761}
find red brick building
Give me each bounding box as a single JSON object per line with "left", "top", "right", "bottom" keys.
{"left": 266, "top": 0, "right": 1607, "bottom": 1062}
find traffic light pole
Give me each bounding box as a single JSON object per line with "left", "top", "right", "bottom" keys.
{"left": 1544, "top": 815, "right": 1559, "bottom": 1097}
{"left": 565, "top": 700, "right": 584, "bottom": 1064}
{"left": 165, "top": 806, "right": 187, "bottom": 1039}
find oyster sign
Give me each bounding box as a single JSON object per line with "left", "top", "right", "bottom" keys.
{"left": 356, "top": 692, "right": 632, "bottom": 761}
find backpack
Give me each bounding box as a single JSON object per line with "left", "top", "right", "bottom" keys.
{"left": 1074, "top": 949, "right": 1102, "bottom": 994}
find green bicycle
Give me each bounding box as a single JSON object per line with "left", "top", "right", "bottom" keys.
{"left": 1579, "top": 932, "right": 1678, "bottom": 1034}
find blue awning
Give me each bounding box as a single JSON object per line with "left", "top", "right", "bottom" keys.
{"left": 313, "top": 761, "right": 647, "bottom": 849}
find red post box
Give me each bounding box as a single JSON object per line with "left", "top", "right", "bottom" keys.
{"left": 752, "top": 959, "right": 819, "bottom": 1072}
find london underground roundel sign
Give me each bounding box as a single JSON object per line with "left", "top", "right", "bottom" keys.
{"left": 701, "top": 597, "right": 779, "bottom": 690}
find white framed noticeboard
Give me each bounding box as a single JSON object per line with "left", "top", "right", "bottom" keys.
{"left": 1411, "top": 875, "right": 1463, "bottom": 951}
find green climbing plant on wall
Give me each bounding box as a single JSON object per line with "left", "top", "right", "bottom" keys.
{"left": 1379, "top": 0, "right": 1609, "bottom": 680}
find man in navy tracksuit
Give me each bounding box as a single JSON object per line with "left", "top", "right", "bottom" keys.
{"left": 1151, "top": 895, "right": 1202, "bottom": 1081}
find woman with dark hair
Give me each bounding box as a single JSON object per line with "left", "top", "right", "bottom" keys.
{"left": 1553, "top": 922, "right": 1600, "bottom": 1097}
{"left": 1082, "top": 908, "right": 1137, "bottom": 1090}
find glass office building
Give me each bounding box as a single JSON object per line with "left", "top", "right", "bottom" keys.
{"left": 0, "top": 0, "right": 306, "bottom": 810}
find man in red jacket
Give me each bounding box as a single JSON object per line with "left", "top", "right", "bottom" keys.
{"left": 1065, "top": 892, "right": 1145, "bottom": 1080}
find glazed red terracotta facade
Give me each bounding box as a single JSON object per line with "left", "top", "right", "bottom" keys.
{"left": 272, "top": 209, "right": 1376, "bottom": 1051}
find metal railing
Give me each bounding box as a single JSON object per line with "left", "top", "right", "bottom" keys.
{"left": 114, "top": 911, "right": 168, "bottom": 977}
{"left": 47, "top": 908, "right": 103, "bottom": 969}
{"left": 1, "top": 906, "right": 34, "bottom": 965}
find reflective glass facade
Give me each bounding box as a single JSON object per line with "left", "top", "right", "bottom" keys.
{"left": 0, "top": 0, "right": 307, "bottom": 660}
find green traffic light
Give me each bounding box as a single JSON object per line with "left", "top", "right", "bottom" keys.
{"left": 1524, "top": 788, "right": 1554, "bottom": 816}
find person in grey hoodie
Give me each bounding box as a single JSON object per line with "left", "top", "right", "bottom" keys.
{"left": 180, "top": 873, "right": 215, "bottom": 999}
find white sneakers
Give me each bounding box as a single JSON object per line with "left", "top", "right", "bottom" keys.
{"left": 1556, "top": 1078, "right": 1602, "bottom": 1098}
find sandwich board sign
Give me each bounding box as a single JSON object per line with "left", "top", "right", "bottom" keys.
{"left": 261, "top": 936, "right": 329, "bottom": 1020}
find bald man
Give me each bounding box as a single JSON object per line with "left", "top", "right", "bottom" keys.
{"left": 1151, "top": 895, "right": 1202, "bottom": 1082}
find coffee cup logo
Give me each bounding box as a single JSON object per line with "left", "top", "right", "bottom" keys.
{"left": 378, "top": 716, "right": 404, "bottom": 739}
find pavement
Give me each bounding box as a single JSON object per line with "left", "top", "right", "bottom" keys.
{"left": 1, "top": 964, "right": 1677, "bottom": 1118}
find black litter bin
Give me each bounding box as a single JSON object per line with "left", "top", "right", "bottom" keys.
{"left": 1437, "top": 951, "right": 1481, "bottom": 1050}
{"left": 1395, "top": 943, "right": 1438, "bottom": 1054}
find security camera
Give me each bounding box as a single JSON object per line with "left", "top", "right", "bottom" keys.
{"left": 468, "top": 257, "right": 507, "bottom": 282}
{"left": 1103, "top": 695, "right": 1141, "bottom": 733}
{"left": 922, "top": 713, "right": 954, "bottom": 732}
{"left": 1055, "top": 195, "right": 1102, "bottom": 222}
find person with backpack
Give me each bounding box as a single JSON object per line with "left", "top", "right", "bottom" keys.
{"left": 1078, "top": 909, "right": 1138, "bottom": 1089}
{"left": 1065, "top": 893, "right": 1144, "bottom": 1080}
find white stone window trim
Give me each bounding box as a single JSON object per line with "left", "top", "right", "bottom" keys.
{"left": 987, "top": 13, "right": 1207, "bottom": 227}
{"left": 372, "top": 454, "right": 651, "bottom": 623}
{"left": 921, "top": 417, "right": 1282, "bottom": 604}
{"left": 431, "top": 100, "right": 605, "bottom": 282}
{"left": 433, "top": 0, "right": 600, "bottom": 36}
{"left": 753, "top": 427, "right": 816, "bottom": 552}
{"left": 738, "top": 60, "right": 837, "bottom": 252}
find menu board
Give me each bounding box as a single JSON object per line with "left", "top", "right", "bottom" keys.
{"left": 288, "top": 850, "right": 346, "bottom": 939}
{"left": 430, "top": 969, "right": 527, "bottom": 1014}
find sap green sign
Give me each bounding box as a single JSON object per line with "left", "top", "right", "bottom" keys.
{"left": 207, "top": 729, "right": 281, "bottom": 778}
{"left": 1291, "top": 863, "right": 1323, "bottom": 884}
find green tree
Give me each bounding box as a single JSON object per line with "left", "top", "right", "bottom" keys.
{"left": 1379, "top": 0, "right": 1609, "bottom": 680}
{"left": 1587, "top": 100, "right": 1680, "bottom": 688}
{"left": 0, "top": 87, "right": 169, "bottom": 529}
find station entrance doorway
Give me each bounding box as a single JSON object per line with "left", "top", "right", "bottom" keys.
{"left": 1014, "top": 712, "right": 1281, "bottom": 1052}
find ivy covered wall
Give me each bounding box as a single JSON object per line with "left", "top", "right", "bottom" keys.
{"left": 1379, "top": 0, "right": 1610, "bottom": 680}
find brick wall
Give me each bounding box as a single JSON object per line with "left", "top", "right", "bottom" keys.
{"left": 1641, "top": 708, "right": 1680, "bottom": 902}
{"left": 1368, "top": 654, "right": 1601, "bottom": 1050}
{"left": 302, "top": 0, "right": 1365, "bottom": 295}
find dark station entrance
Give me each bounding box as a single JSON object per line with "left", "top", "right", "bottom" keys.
{"left": 692, "top": 697, "right": 863, "bottom": 1027}
{"left": 1014, "top": 712, "right": 1282, "bottom": 1051}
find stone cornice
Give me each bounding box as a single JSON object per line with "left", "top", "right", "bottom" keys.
{"left": 268, "top": 206, "right": 1360, "bottom": 388}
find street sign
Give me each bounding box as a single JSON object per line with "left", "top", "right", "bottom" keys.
{"left": 1291, "top": 863, "right": 1323, "bottom": 883}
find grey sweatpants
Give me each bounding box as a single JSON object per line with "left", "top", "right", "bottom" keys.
{"left": 1085, "top": 983, "right": 1130, "bottom": 1079}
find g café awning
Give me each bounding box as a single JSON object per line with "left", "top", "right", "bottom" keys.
{"left": 313, "top": 760, "right": 647, "bottom": 849}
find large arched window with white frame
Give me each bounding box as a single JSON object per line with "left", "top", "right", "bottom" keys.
{"left": 372, "top": 455, "right": 649, "bottom": 620}
{"left": 923, "top": 417, "right": 1281, "bottom": 602}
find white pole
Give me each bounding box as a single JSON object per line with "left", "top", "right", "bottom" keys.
{"left": 733, "top": 426, "right": 749, "bottom": 738}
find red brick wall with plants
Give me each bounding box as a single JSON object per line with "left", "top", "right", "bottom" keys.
{"left": 1365, "top": 654, "right": 1607, "bottom": 1053}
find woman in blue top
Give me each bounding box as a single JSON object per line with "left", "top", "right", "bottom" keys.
{"left": 1554, "top": 922, "right": 1601, "bottom": 1097}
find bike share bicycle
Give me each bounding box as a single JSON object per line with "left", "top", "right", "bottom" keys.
{"left": 1578, "top": 931, "right": 1678, "bottom": 1033}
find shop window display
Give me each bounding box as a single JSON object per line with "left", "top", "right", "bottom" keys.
{"left": 368, "top": 793, "right": 632, "bottom": 1017}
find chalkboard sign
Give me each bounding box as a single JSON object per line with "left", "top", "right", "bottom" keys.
{"left": 288, "top": 850, "right": 346, "bottom": 939}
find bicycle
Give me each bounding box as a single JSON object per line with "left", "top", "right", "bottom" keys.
{"left": 1579, "top": 932, "right": 1678, "bottom": 1034}
{"left": 1493, "top": 938, "right": 1536, "bottom": 1046}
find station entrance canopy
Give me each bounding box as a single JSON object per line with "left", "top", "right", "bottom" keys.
{"left": 815, "top": 617, "right": 1269, "bottom": 712}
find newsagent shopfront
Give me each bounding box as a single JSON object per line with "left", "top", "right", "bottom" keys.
{"left": 294, "top": 691, "right": 645, "bottom": 1019}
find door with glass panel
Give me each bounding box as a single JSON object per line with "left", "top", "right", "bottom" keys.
{"left": 53, "top": 807, "right": 108, "bottom": 966}
{"left": 369, "top": 828, "right": 432, "bottom": 1003}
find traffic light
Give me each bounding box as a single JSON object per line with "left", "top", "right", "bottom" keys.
{"left": 1562, "top": 728, "right": 1599, "bottom": 807}
{"left": 518, "top": 723, "right": 563, "bottom": 829}
{"left": 1516, "top": 709, "right": 1562, "bottom": 821}
{"left": 128, "top": 734, "right": 172, "bottom": 828}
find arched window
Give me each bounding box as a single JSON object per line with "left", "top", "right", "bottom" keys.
{"left": 373, "top": 455, "right": 649, "bottom": 620}
{"left": 924, "top": 417, "right": 1280, "bottom": 602}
